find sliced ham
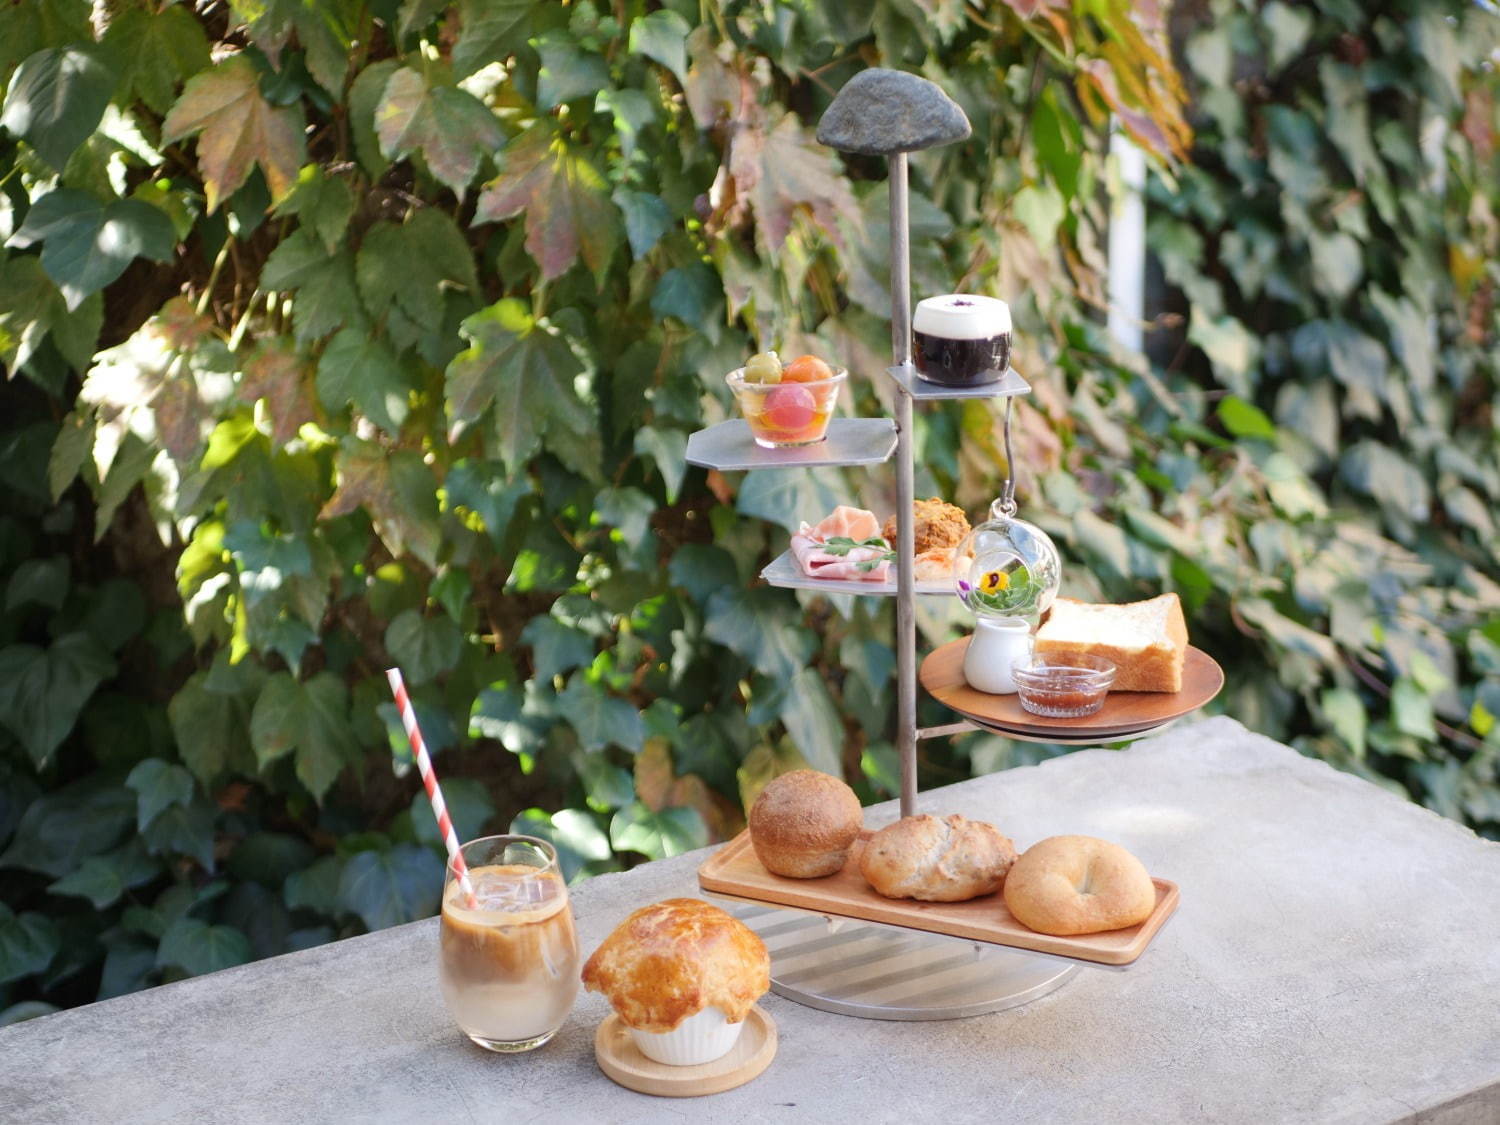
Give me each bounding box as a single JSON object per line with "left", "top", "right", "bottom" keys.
{"left": 790, "top": 506, "right": 891, "bottom": 582}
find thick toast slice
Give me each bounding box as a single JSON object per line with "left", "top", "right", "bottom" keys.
{"left": 1034, "top": 594, "right": 1188, "bottom": 693}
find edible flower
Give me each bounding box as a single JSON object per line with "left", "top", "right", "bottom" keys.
{"left": 979, "top": 570, "right": 1010, "bottom": 594}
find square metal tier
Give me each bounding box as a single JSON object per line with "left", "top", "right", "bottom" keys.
{"left": 760, "top": 549, "right": 956, "bottom": 597}
{"left": 685, "top": 418, "right": 897, "bottom": 471}
{"left": 886, "top": 363, "right": 1031, "bottom": 401}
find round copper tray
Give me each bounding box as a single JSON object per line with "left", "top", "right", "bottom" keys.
{"left": 920, "top": 639, "right": 1224, "bottom": 740}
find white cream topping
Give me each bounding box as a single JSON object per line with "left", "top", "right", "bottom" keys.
{"left": 913, "top": 294, "right": 1012, "bottom": 340}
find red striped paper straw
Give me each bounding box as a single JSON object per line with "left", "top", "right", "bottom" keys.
{"left": 386, "top": 668, "right": 476, "bottom": 909}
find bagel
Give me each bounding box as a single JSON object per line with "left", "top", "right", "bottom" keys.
{"left": 859, "top": 814, "right": 1016, "bottom": 902}
{"left": 1003, "top": 835, "right": 1156, "bottom": 936}
{"left": 749, "top": 769, "right": 863, "bottom": 878}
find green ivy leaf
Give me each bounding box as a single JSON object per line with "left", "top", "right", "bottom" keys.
{"left": 444, "top": 300, "right": 598, "bottom": 477}
{"left": 0, "top": 774, "right": 135, "bottom": 878}
{"left": 1, "top": 46, "right": 115, "bottom": 170}
{"left": 633, "top": 426, "right": 687, "bottom": 502}
{"left": 356, "top": 209, "right": 478, "bottom": 350}
{"left": 0, "top": 912, "right": 60, "bottom": 986}
{"left": 7, "top": 190, "right": 176, "bottom": 309}
{"left": 348, "top": 58, "right": 398, "bottom": 176}
{"left": 628, "top": 10, "right": 691, "bottom": 85}
{"left": 142, "top": 798, "right": 217, "bottom": 870}
{"left": 451, "top": 0, "right": 535, "bottom": 79}
{"left": 1391, "top": 678, "right": 1437, "bottom": 741}
{"left": 156, "top": 917, "right": 251, "bottom": 977}
{"left": 337, "top": 845, "right": 442, "bottom": 931}
{"left": 559, "top": 674, "right": 645, "bottom": 753}
{"left": 704, "top": 588, "right": 814, "bottom": 680}
{"left": 521, "top": 615, "right": 594, "bottom": 682}
{"left": 284, "top": 854, "right": 346, "bottom": 915}
{"left": 98, "top": 934, "right": 157, "bottom": 1000}
{"left": 272, "top": 166, "right": 357, "bottom": 254}
{"left": 5, "top": 555, "right": 69, "bottom": 613}
{"left": 578, "top": 752, "right": 635, "bottom": 812}
{"left": 613, "top": 189, "right": 673, "bottom": 260}
{"left": 168, "top": 670, "right": 254, "bottom": 787}
{"left": 649, "top": 263, "right": 721, "bottom": 327}
{"left": 126, "top": 758, "right": 196, "bottom": 830}
{"left": 778, "top": 667, "right": 844, "bottom": 775}
{"left": 249, "top": 672, "right": 357, "bottom": 803}
{"left": 1321, "top": 686, "right": 1367, "bottom": 757}
{"left": 226, "top": 832, "right": 315, "bottom": 888}
{"left": 100, "top": 6, "right": 210, "bottom": 115}
{"left": 444, "top": 460, "right": 530, "bottom": 546}
{"left": 409, "top": 779, "right": 494, "bottom": 850}
{"left": 46, "top": 839, "right": 161, "bottom": 909}
{"left": 0, "top": 633, "right": 116, "bottom": 767}
{"left": 385, "top": 609, "right": 463, "bottom": 685}
{"left": 314, "top": 328, "right": 411, "bottom": 436}
{"left": 535, "top": 35, "right": 610, "bottom": 109}
{"left": 260, "top": 233, "right": 366, "bottom": 343}
{"left": 609, "top": 803, "right": 707, "bottom": 860}
{"left": 1217, "top": 395, "right": 1278, "bottom": 442}
{"left": 667, "top": 544, "right": 739, "bottom": 603}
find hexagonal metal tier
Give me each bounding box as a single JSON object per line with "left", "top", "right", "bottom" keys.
{"left": 887, "top": 364, "right": 1031, "bottom": 401}
{"left": 685, "top": 418, "right": 898, "bottom": 471}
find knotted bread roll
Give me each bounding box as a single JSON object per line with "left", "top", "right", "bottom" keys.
{"left": 1003, "top": 835, "right": 1156, "bottom": 935}
{"left": 859, "top": 814, "right": 1016, "bottom": 902}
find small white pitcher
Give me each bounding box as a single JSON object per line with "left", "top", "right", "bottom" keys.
{"left": 962, "top": 618, "right": 1034, "bottom": 695}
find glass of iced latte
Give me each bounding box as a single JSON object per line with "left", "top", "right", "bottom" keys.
{"left": 438, "top": 835, "right": 580, "bottom": 1053}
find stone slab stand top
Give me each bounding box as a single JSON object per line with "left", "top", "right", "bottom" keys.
{"left": 1, "top": 718, "right": 1497, "bottom": 1124}
{"left": 816, "top": 67, "right": 972, "bottom": 155}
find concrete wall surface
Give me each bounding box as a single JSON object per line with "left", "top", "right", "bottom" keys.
{"left": 1, "top": 717, "right": 1497, "bottom": 1124}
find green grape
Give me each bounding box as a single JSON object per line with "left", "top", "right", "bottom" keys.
{"left": 744, "top": 350, "right": 782, "bottom": 384}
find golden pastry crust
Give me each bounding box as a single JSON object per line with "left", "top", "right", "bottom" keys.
{"left": 883, "top": 498, "right": 970, "bottom": 556}
{"left": 859, "top": 814, "right": 1016, "bottom": 902}
{"left": 581, "top": 898, "right": 769, "bottom": 1033}
{"left": 1003, "top": 836, "right": 1157, "bottom": 936}
{"left": 748, "top": 769, "right": 864, "bottom": 878}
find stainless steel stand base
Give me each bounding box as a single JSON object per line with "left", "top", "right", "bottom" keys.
{"left": 730, "top": 903, "right": 1078, "bottom": 1021}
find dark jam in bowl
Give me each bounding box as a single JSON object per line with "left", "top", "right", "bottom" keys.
{"left": 913, "top": 330, "right": 1012, "bottom": 387}
{"left": 911, "top": 294, "right": 1013, "bottom": 386}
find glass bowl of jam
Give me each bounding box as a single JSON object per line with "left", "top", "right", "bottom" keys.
{"left": 1011, "top": 654, "right": 1117, "bottom": 718}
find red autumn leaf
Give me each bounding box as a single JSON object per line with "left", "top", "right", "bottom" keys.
{"left": 474, "top": 126, "right": 619, "bottom": 281}
{"left": 239, "top": 342, "right": 318, "bottom": 445}
{"left": 161, "top": 54, "right": 306, "bottom": 210}
{"left": 375, "top": 67, "right": 504, "bottom": 197}
{"left": 727, "top": 109, "right": 853, "bottom": 253}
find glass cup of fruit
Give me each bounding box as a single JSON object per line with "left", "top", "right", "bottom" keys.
{"left": 726, "top": 351, "right": 847, "bottom": 449}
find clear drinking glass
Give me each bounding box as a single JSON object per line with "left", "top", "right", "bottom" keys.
{"left": 438, "top": 835, "right": 580, "bottom": 1053}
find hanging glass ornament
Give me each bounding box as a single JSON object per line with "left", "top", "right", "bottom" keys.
{"left": 953, "top": 501, "right": 1062, "bottom": 624}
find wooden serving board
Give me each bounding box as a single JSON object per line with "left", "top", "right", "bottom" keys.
{"left": 594, "top": 1006, "right": 776, "bottom": 1097}
{"left": 920, "top": 639, "right": 1224, "bottom": 739}
{"left": 699, "top": 831, "right": 1179, "bottom": 967}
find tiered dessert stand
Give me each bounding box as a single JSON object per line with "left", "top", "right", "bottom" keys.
{"left": 687, "top": 71, "right": 1178, "bottom": 1019}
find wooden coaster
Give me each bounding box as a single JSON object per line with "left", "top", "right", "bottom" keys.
{"left": 594, "top": 1006, "right": 777, "bottom": 1097}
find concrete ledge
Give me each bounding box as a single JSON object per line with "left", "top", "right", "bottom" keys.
{"left": 2, "top": 717, "right": 1497, "bottom": 1124}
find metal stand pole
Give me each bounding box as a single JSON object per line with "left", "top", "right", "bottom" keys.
{"left": 889, "top": 153, "right": 918, "bottom": 820}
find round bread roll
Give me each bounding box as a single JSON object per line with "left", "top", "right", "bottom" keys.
{"left": 1003, "top": 835, "right": 1156, "bottom": 936}
{"left": 859, "top": 814, "right": 1016, "bottom": 902}
{"left": 581, "top": 898, "right": 769, "bottom": 1033}
{"left": 748, "top": 769, "right": 863, "bottom": 878}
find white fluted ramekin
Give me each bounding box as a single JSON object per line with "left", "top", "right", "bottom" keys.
{"left": 629, "top": 1006, "right": 743, "bottom": 1066}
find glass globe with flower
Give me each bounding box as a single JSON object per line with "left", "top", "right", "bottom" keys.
{"left": 953, "top": 499, "right": 1062, "bottom": 625}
